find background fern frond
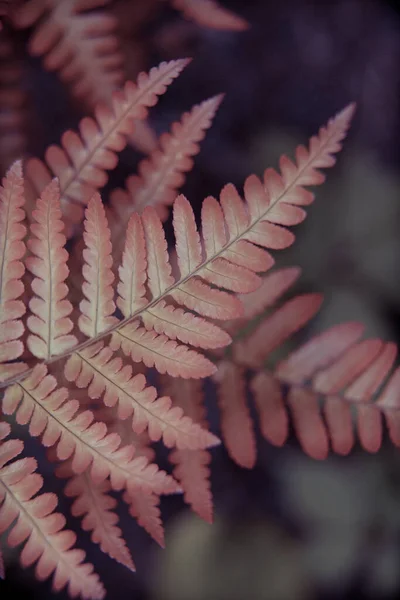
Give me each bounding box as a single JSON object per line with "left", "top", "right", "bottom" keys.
{"left": 23, "top": 59, "right": 190, "bottom": 231}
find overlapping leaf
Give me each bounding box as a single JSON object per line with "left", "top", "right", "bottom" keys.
{"left": 0, "top": 161, "right": 26, "bottom": 381}
{"left": 57, "top": 463, "right": 135, "bottom": 572}
{"left": 0, "top": 423, "right": 105, "bottom": 599}
{"left": 22, "top": 58, "right": 189, "bottom": 230}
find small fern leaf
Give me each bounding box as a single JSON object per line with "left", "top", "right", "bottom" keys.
{"left": 215, "top": 361, "right": 256, "bottom": 469}
{"left": 162, "top": 377, "right": 213, "bottom": 523}
{"left": 0, "top": 161, "right": 27, "bottom": 382}
{"left": 173, "top": 194, "right": 203, "bottom": 276}
{"left": 61, "top": 469, "right": 135, "bottom": 572}
{"left": 23, "top": 59, "right": 189, "bottom": 230}
{"left": 141, "top": 205, "right": 175, "bottom": 296}
{"left": 323, "top": 396, "right": 355, "bottom": 456}
{"left": 234, "top": 293, "right": 324, "bottom": 368}
{"left": 124, "top": 489, "right": 165, "bottom": 547}
{"left": 170, "top": 0, "right": 249, "bottom": 31}
{"left": 143, "top": 300, "right": 231, "bottom": 350}
{"left": 251, "top": 371, "right": 288, "bottom": 448}
{"left": 117, "top": 212, "right": 148, "bottom": 317}
{"left": 110, "top": 95, "right": 223, "bottom": 222}
{"left": 2, "top": 364, "right": 180, "bottom": 495}
{"left": 64, "top": 342, "right": 219, "bottom": 449}
{"left": 79, "top": 194, "right": 117, "bottom": 338}
{"left": 26, "top": 179, "right": 77, "bottom": 359}
{"left": 169, "top": 448, "right": 213, "bottom": 522}
{"left": 287, "top": 387, "right": 330, "bottom": 460}
{"left": 313, "top": 339, "right": 386, "bottom": 395}
{"left": 111, "top": 321, "right": 216, "bottom": 378}
{"left": 0, "top": 426, "right": 105, "bottom": 599}
{"left": 172, "top": 276, "right": 243, "bottom": 320}
{"left": 276, "top": 321, "right": 365, "bottom": 384}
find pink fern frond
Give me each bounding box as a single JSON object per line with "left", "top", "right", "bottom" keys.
{"left": 65, "top": 341, "right": 219, "bottom": 449}
{"left": 143, "top": 300, "right": 231, "bottom": 350}
{"left": 11, "top": 0, "right": 122, "bottom": 105}
{"left": 124, "top": 489, "right": 165, "bottom": 547}
{"left": 252, "top": 322, "right": 400, "bottom": 458}
{"left": 26, "top": 179, "right": 77, "bottom": 359}
{"left": 2, "top": 364, "right": 180, "bottom": 495}
{"left": 110, "top": 95, "right": 223, "bottom": 223}
{"left": 117, "top": 212, "right": 148, "bottom": 317}
{"left": 0, "top": 161, "right": 27, "bottom": 382}
{"left": 79, "top": 194, "right": 117, "bottom": 338}
{"left": 111, "top": 321, "right": 216, "bottom": 379}
{"left": 23, "top": 59, "right": 190, "bottom": 231}
{"left": 141, "top": 205, "right": 175, "bottom": 296}
{"left": 162, "top": 377, "right": 213, "bottom": 522}
{"left": 61, "top": 468, "right": 135, "bottom": 572}
{"left": 0, "top": 426, "right": 105, "bottom": 599}
{"left": 276, "top": 321, "right": 366, "bottom": 384}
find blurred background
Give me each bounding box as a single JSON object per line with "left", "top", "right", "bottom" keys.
{"left": 1, "top": 0, "right": 400, "bottom": 599}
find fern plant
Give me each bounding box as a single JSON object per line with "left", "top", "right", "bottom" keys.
{"left": 0, "top": 53, "right": 360, "bottom": 597}
{"left": 0, "top": 0, "right": 249, "bottom": 170}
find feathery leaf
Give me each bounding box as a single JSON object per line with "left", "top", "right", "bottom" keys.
{"left": 26, "top": 179, "right": 77, "bottom": 359}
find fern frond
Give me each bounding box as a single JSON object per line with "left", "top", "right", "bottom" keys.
{"left": 242, "top": 307, "right": 400, "bottom": 458}
{"left": 79, "top": 194, "right": 117, "bottom": 338}
{"left": 0, "top": 161, "right": 27, "bottom": 381}
{"left": 26, "top": 179, "right": 77, "bottom": 359}
{"left": 273, "top": 328, "right": 399, "bottom": 456}
{"left": 23, "top": 58, "right": 189, "bottom": 230}
{"left": 0, "top": 103, "right": 353, "bottom": 389}
{"left": 0, "top": 423, "right": 105, "bottom": 599}
{"left": 64, "top": 341, "right": 219, "bottom": 450}
{"left": 275, "top": 321, "right": 366, "bottom": 384}
{"left": 110, "top": 95, "right": 223, "bottom": 224}
{"left": 2, "top": 364, "right": 179, "bottom": 494}
{"left": 163, "top": 377, "right": 213, "bottom": 523}
{"left": 59, "top": 466, "right": 135, "bottom": 572}
{"left": 0, "top": 104, "right": 354, "bottom": 490}
{"left": 123, "top": 489, "right": 165, "bottom": 547}
{"left": 11, "top": 0, "right": 123, "bottom": 107}
{"left": 208, "top": 268, "right": 377, "bottom": 463}
{"left": 116, "top": 212, "right": 147, "bottom": 316}
{"left": 143, "top": 301, "right": 232, "bottom": 350}
{"left": 169, "top": 0, "right": 249, "bottom": 31}
{"left": 110, "top": 321, "right": 216, "bottom": 378}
